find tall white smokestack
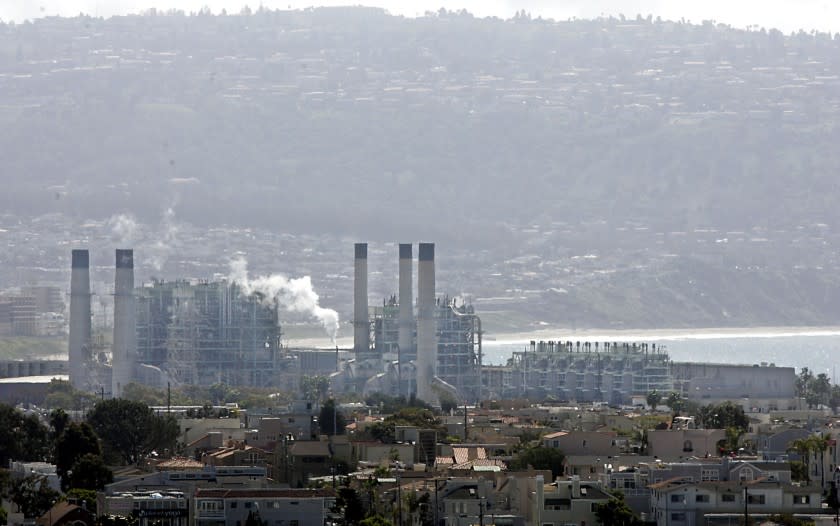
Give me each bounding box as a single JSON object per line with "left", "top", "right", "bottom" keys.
{"left": 353, "top": 243, "right": 370, "bottom": 355}
{"left": 416, "top": 242, "right": 437, "bottom": 403}
{"left": 68, "top": 249, "right": 91, "bottom": 390}
{"left": 398, "top": 244, "right": 414, "bottom": 395}
{"left": 112, "top": 249, "right": 136, "bottom": 398}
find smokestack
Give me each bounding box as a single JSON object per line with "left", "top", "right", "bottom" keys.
{"left": 353, "top": 243, "right": 370, "bottom": 355}
{"left": 416, "top": 242, "right": 437, "bottom": 403}
{"left": 398, "top": 244, "right": 414, "bottom": 395}
{"left": 68, "top": 249, "right": 91, "bottom": 390}
{"left": 112, "top": 249, "right": 136, "bottom": 398}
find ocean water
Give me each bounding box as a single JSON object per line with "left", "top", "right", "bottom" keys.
{"left": 481, "top": 330, "right": 840, "bottom": 378}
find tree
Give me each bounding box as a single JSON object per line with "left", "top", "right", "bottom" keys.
{"left": 810, "top": 433, "right": 831, "bottom": 489}
{"left": 332, "top": 487, "right": 366, "bottom": 525}
{"left": 42, "top": 379, "right": 96, "bottom": 410}
{"left": 64, "top": 488, "right": 97, "bottom": 514}
{"left": 665, "top": 392, "right": 685, "bottom": 415}
{"left": 692, "top": 401, "right": 749, "bottom": 432}
{"left": 0, "top": 404, "right": 49, "bottom": 465}
{"left": 319, "top": 398, "right": 347, "bottom": 436}
{"left": 301, "top": 375, "right": 330, "bottom": 402}
{"left": 508, "top": 446, "right": 565, "bottom": 479}
{"left": 55, "top": 422, "right": 101, "bottom": 491}
{"left": 245, "top": 510, "right": 267, "bottom": 526}
{"left": 68, "top": 453, "right": 113, "bottom": 491}
{"left": 788, "top": 437, "right": 813, "bottom": 483}
{"left": 646, "top": 390, "right": 662, "bottom": 410}
{"left": 359, "top": 516, "right": 393, "bottom": 526}
{"left": 49, "top": 409, "right": 70, "bottom": 442}
{"left": 86, "top": 399, "right": 178, "bottom": 465}
{"left": 594, "top": 491, "right": 643, "bottom": 526}
{"left": 10, "top": 474, "right": 59, "bottom": 519}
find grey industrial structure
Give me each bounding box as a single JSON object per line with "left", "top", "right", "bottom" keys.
{"left": 58, "top": 246, "right": 796, "bottom": 407}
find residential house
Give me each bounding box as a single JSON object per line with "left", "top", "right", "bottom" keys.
{"left": 649, "top": 478, "right": 821, "bottom": 526}
{"left": 646, "top": 429, "right": 726, "bottom": 458}
{"left": 193, "top": 488, "right": 336, "bottom": 526}
{"left": 542, "top": 430, "right": 620, "bottom": 456}
{"left": 530, "top": 475, "right": 612, "bottom": 526}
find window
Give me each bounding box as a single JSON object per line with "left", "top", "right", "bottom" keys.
{"left": 739, "top": 470, "right": 754, "bottom": 481}
{"left": 794, "top": 495, "right": 810, "bottom": 504}
{"left": 683, "top": 440, "right": 693, "bottom": 452}
{"left": 230, "top": 502, "right": 238, "bottom": 509}
{"left": 722, "top": 494, "right": 736, "bottom": 502}
{"left": 701, "top": 469, "right": 719, "bottom": 482}
{"left": 670, "top": 494, "right": 685, "bottom": 504}
{"left": 582, "top": 440, "right": 587, "bottom": 448}
{"left": 290, "top": 521, "right": 299, "bottom": 526}
{"left": 670, "top": 512, "right": 686, "bottom": 521}
{"left": 747, "top": 494, "right": 765, "bottom": 505}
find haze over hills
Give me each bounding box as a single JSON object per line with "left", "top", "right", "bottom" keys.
{"left": 2, "top": 8, "right": 840, "bottom": 331}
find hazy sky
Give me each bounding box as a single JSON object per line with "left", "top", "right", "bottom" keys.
{"left": 1, "top": 0, "right": 838, "bottom": 33}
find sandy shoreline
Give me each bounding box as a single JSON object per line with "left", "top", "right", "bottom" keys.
{"left": 285, "top": 325, "right": 840, "bottom": 349}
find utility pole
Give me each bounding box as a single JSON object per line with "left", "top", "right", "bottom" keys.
{"left": 397, "top": 472, "right": 402, "bottom": 526}
{"left": 743, "top": 484, "right": 749, "bottom": 526}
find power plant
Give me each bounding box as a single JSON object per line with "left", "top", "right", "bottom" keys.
{"left": 59, "top": 243, "right": 776, "bottom": 407}
{"left": 64, "top": 242, "right": 484, "bottom": 404}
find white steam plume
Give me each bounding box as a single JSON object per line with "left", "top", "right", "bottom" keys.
{"left": 228, "top": 256, "right": 340, "bottom": 343}
{"left": 107, "top": 213, "right": 138, "bottom": 244}
{"left": 147, "top": 207, "right": 179, "bottom": 271}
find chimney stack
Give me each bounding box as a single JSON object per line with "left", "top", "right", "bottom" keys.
{"left": 112, "top": 249, "right": 136, "bottom": 398}
{"left": 68, "top": 249, "right": 91, "bottom": 390}
{"left": 398, "top": 244, "right": 414, "bottom": 394}
{"left": 353, "top": 243, "right": 370, "bottom": 355}
{"left": 416, "top": 242, "right": 437, "bottom": 403}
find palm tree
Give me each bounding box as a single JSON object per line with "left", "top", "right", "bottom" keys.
{"left": 810, "top": 433, "right": 832, "bottom": 490}
{"left": 788, "top": 437, "right": 813, "bottom": 483}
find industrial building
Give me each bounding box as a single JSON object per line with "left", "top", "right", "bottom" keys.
{"left": 341, "top": 242, "right": 482, "bottom": 405}
{"left": 482, "top": 341, "right": 673, "bottom": 404}
{"left": 135, "top": 279, "right": 286, "bottom": 388}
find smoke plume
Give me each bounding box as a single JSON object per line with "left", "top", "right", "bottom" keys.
{"left": 107, "top": 213, "right": 139, "bottom": 244}
{"left": 147, "top": 207, "right": 179, "bottom": 271}
{"left": 228, "top": 256, "right": 340, "bottom": 343}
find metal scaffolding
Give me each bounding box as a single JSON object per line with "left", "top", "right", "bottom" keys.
{"left": 136, "top": 280, "right": 284, "bottom": 388}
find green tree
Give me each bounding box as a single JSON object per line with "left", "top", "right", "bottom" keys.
{"left": 49, "top": 409, "right": 70, "bottom": 442}
{"left": 508, "top": 446, "right": 565, "bottom": 479}
{"left": 665, "top": 392, "right": 685, "bottom": 415}
{"left": 332, "top": 487, "right": 366, "bottom": 525}
{"left": 86, "top": 399, "right": 179, "bottom": 465}
{"left": 359, "top": 515, "right": 393, "bottom": 526}
{"left": 646, "top": 390, "right": 662, "bottom": 410}
{"left": 10, "top": 474, "right": 59, "bottom": 519}
{"left": 788, "top": 437, "right": 813, "bottom": 483}
{"left": 97, "top": 515, "right": 138, "bottom": 526}
{"left": 0, "top": 404, "right": 49, "bottom": 465}
{"left": 64, "top": 488, "right": 97, "bottom": 514}
{"left": 42, "top": 379, "right": 97, "bottom": 410}
{"left": 368, "top": 408, "right": 442, "bottom": 444}
{"left": 810, "top": 433, "right": 831, "bottom": 489}
{"left": 692, "top": 401, "right": 749, "bottom": 432}
{"left": 55, "top": 422, "right": 101, "bottom": 491}
{"left": 796, "top": 368, "right": 813, "bottom": 397}
{"left": 68, "top": 453, "right": 113, "bottom": 491}
{"left": 319, "top": 398, "right": 347, "bottom": 436}
{"left": 594, "top": 491, "right": 643, "bottom": 526}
